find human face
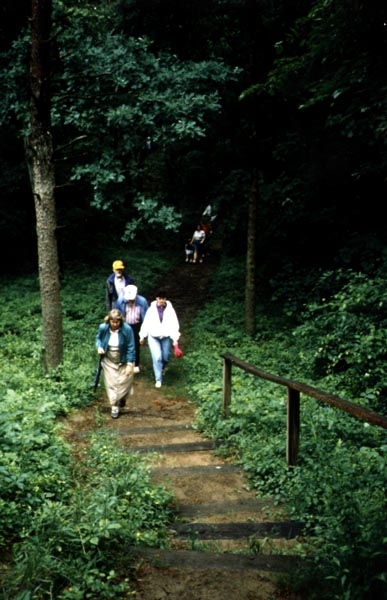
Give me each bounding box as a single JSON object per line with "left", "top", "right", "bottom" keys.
{"left": 114, "top": 268, "right": 124, "bottom": 277}
{"left": 156, "top": 296, "right": 167, "bottom": 307}
{"left": 109, "top": 317, "right": 121, "bottom": 331}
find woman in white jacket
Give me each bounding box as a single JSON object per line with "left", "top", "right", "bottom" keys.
{"left": 139, "top": 291, "right": 181, "bottom": 388}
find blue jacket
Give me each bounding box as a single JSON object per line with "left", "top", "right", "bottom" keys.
{"left": 115, "top": 295, "right": 149, "bottom": 323}
{"left": 96, "top": 322, "right": 135, "bottom": 364}
{"left": 105, "top": 273, "right": 134, "bottom": 311}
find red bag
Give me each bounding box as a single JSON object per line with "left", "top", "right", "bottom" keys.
{"left": 174, "top": 343, "right": 183, "bottom": 358}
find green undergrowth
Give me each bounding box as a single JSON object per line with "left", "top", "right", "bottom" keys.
{"left": 0, "top": 249, "right": 177, "bottom": 599}
{"left": 182, "top": 255, "right": 387, "bottom": 600}
{"left": 2, "top": 249, "right": 387, "bottom": 598}
{"left": 0, "top": 424, "right": 174, "bottom": 599}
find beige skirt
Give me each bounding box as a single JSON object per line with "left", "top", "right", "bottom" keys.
{"left": 102, "top": 349, "right": 134, "bottom": 407}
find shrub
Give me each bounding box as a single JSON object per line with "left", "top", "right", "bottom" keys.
{"left": 183, "top": 255, "right": 387, "bottom": 599}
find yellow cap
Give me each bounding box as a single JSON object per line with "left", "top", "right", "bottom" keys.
{"left": 112, "top": 260, "right": 125, "bottom": 270}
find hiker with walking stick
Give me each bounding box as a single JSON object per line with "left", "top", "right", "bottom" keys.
{"left": 96, "top": 308, "right": 135, "bottom": 419}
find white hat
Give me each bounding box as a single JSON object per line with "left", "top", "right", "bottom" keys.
{"left": 124, "top": 284, "right": 137, "bottom": 300}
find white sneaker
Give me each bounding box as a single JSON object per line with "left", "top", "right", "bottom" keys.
{"left": 111, "top": 406, "right": 119, "bottom": 419}
{"left": 155, "top": 381, "right": 162, "bottom": 388}
{"left": 134, "top": 366, "right": 140, "bottom": 373}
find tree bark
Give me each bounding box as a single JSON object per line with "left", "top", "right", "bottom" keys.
{"left": 245, "top": 169, "right": 257, "bottom": 336}
{"left": 25, "top": 0, "right": 63, "bottom": 370}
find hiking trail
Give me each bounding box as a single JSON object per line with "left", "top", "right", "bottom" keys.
{"left": 62, "top": 256, "right": 304, "bottom": 600}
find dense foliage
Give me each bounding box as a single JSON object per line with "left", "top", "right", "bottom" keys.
{"left": 0, "top": 0, "right": 241, "bottom": 266}
{"left": 0, "top": 250, "right": 176, "bottom": 599}
{"left": 184, "top": 255, "right": 387, "bottom": 600}
{"left": 249, "top": 0, "right": 387, "bottom": 273}
{"left": 1, "top": 1, "right": 387, "bottom": 275}
{"left": 1, "top": 0, "right": 387, "bottom": 596}
{"left": 1, "top": 248, "right": 387, "bottom": 597}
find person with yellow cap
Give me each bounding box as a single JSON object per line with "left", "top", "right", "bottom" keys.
{"left": 105, "top": 259, "right": 134, "bottom": 311}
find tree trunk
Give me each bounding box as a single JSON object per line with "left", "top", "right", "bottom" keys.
{"left": 245, "top": 169, "right": 257, "bottom": 336}
{"left": 25, "top": 0, "right": 63, "bottom": 370}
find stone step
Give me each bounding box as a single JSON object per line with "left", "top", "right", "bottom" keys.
{"left": 130, "top": 547, "right": 303, "bottom": 572}
{"left": 124, "top": 440, "right": 221, "bottom": 454}
{"left": 75, "top": 423, "right": 194, "bottom": 437}
{"left": 152, "top": 464, "right": 240, "bottom": 477}
{"left": 177, "top": 498, "right": 274, "bottom": 518}
{"left": 171, "top": 521, "right": 305, "bottom": 539}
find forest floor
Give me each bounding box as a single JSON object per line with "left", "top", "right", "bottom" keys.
{"left": 60, "top": 254, "right": 305, "bottom": 600}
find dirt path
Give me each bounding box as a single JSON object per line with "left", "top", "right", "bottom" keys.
{"left": 62, "top": 257, "right": 304, "bottom": 600}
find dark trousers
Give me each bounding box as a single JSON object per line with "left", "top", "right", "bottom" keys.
{"left": 129, "top": 322, "right": 141, "bottom": 366}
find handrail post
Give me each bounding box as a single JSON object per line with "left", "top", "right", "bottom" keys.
{"left": 223, "top": 356, "right": 232, "bottom": 418}
{"left": 287, "top": 387, "right": 300, "bottom": 466}
{"left": 220, "top": 352, "right": 387, "bottom": 467}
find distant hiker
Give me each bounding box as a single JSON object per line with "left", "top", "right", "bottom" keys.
{"left": 199, "top": 221, "right": 212, "bottom": 260}
{"left": 190, "top": 225, "right": 206, "bottom": 264}
{"left": 115, "top": 284, "right": 149, "bottom": 373}
{"left": 184, "top": 238, "right": 194, "bottom": 262}
{"left": 201, "top": 204, "right": 212, "bottom": 219}
{"left": 139, "top": 291, "right": 181, "bottom": 388}
{"left": 105, "top": 259, "right": 134, "bottom": 311}
{"left": 96, "top": 309, "right": 135, "bottom": 419}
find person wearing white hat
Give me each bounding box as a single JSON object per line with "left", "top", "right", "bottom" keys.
{"left": 115, "top": 285, "right": 149, "bottom": 373}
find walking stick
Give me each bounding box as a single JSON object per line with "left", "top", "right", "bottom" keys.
{"left": 93, "top": 356, "right": 103, "bottom": 392}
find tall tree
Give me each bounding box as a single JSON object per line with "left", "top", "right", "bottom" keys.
{"left": 245, "top": 168, "right": 258, "bottom": 336}
{"left": 25, "top": 0, "right": 63, "bottom": 369}
{"left": 48, "top": 2, "right": 239, "bottom": 242}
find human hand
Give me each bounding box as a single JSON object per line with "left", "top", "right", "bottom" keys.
{"left": 139, "top": 338, "right": 145, "bottom": 346}
{"left": 125, "top": 364, "right": 134, "bottom": 376}
{"left": 97, "top": 347, "right": 105, "bottom": 355}
{"left": 174, "top": 343, "right": 183, "bottom": 358}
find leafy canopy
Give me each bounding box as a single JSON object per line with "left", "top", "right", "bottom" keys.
{"left": 1, "top": 0, "right": 240, "bottom": 240}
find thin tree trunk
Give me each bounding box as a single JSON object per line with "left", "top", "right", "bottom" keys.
{"left": 245, "top": 169, "right": 257, "bottom": 336}
{"left": 25, "top": 0, "right": 63, "bottom": 370}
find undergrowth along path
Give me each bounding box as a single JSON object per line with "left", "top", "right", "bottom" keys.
{"left": 63, "top": 256, "right": 305, "bottom": 600}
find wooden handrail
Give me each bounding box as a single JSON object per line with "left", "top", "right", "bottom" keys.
{"left": 221, "top": 352, "right": 387, "bottom": 466}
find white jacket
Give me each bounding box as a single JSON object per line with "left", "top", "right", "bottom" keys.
{"left": 139, "top": 300, "right": 180, "bottom": 342}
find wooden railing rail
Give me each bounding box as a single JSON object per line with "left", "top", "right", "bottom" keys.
{"left": 221, "top": 352, "right": 387, "bottom": 466}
